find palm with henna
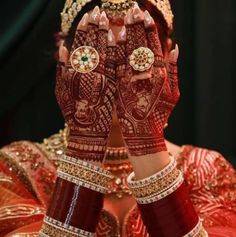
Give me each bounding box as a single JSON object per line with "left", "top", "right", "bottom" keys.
{"left": 115, "top": 4, "right": 180, "bottom": 178}
{"left": 55, "top": 7, "right": 116, "bottom": 164}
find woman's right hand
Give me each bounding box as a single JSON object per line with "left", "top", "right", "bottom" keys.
{"left": 55, "top": 7, "right": 117, "bottom": 163}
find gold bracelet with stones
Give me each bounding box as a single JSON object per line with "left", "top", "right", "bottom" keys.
{"left": 127, "top": 156, "right": 185, "bottom": 204}
{"left": 132, "top": 168, "right": 179, "bottom": 198}
{"left": 58, "top": 155, "right": 113, "bottom": 193}
{"left": 128, "top": 156, "right": 176, "bottom": 189}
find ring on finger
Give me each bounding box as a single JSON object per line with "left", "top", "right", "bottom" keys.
{"left": 129, "top": 47, "right": 154, "bottom": 72}
{"left": 70, "top": 46, "right": 99, "bottom": 73}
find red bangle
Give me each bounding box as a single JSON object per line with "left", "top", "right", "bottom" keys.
{"left": 47, "top": 178, "right": 104, "bottom": 232}
{"left": 138, "top": 182, "right": 199, "bottom": 236}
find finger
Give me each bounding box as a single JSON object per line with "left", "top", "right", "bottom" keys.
{"left": 105, "top": 30, "right": 116, "bottom": 80}
{"left": 95, "top": 11, "right": 109, "bottom": 74}
{"left": 132, "top": 3, "right": 148, "bottom": 48}
{"left": 71, "top": 13, "right": 89, "bottom": 52}
{"left": 144, "top": 10, "right": 163, "bottom": 58}
{"left": 169, "top": 44, "right": 179, "bottom": 63}
{"left": 167, "top": 45, "right": 180, "bottom": 99}
{"left": 125, "top": 5, "right": 148, "bottom": 57}
{"left": 85, "top": 6, "right": 100, "bottom": 47}
{"left": 124, "top": 9, "right": 136, "bottom": 57}
{"left": 116, "top": 26, "right": 127, "bottom": 79}
{"left": 59, "top": 43, "right": 69, "bottom": 64}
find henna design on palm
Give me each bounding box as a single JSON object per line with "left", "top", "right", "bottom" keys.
{"left": 116, "top": 6, "right": 180, "bottom": 156}
{"left": 55, "top": 9, "right": 116, "bottom": 162}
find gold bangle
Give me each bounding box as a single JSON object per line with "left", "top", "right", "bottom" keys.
{"left": 131, "top": 168, "right": 179, "bottom": 198}
{"left": 39, "top": 216, "right": 94, "bottom": 237}
{"left": 58, "top": 155, "right": 112, "bottom": 193}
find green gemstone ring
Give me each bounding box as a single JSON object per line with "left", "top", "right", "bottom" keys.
{"left": 70, "top": 46, "right": 99, "bottom": 73}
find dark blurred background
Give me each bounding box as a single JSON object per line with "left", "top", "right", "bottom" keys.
{"left": 0, "top": 0, "right": 235, "bottom": 162}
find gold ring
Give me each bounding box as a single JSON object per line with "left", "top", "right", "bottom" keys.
{"left": 129, "top": 47, "right": 154, "bottom": 72}
{"left": 70, "top": 46, "right": 99, "bottom": 73}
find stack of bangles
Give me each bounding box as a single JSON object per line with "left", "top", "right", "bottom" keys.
{"left": 127, "top": 156, "right": 208, "bottom": 237}
{"left": 39, "top": 156, "right": 113, "bottom": 237}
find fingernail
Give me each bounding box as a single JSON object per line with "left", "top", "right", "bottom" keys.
{"left": 169, "top": 49, "right": 175, "bottom": 62}
{"left": 174, "top": 44, "right": 179, "bottom": 62}
{"left": 144, "top": 10, "right": 154, "bottom": 27}
{"left": 99, "top": 11, "right": 108, "bottom": 28}
{"left": 133, "top": 2, "right": 143, "bottom": 21}
{"left": 118, "top": 26, "right": 126, "bottom": 41}
{"left": 108, "top": 29, "right": 116, "bottom": 46}
{"left": 90, "top": 6, "right": 100, "bottom": 23}
{"left": 126, "top": 9, "right": 134, "bottom": 24}
{"left": 59, "top": 46, "right": 69, "bottom": 63}
{"left": 124, "top": 14, "right": 128, "bottom": 25}
{"left": 78, "top": 13, "right": 89, "bottom": 29}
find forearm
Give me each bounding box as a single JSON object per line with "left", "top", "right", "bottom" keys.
{"left": 129, "top": 151, "right": 170, "bottom": 180}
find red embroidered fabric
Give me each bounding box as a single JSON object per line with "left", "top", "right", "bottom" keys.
{"left": 1, "top": 142, "right": 236, "bottom": 236}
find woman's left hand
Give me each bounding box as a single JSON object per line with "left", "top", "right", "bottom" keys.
{"left": 115, "top": 4, "right": 180, "bottom": 157}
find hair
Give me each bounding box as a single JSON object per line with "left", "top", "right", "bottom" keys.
{"left": 64, "top": 0, "right": 170, "bottom": 52}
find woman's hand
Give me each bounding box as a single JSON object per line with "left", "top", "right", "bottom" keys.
{"left": 115, "top": 4, "right": 180, "bottom": 157}
{"left": 55, "top": 7, "right": 116, "bottom": 163}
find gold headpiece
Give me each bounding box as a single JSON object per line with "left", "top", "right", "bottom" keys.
{"left": 147, "top": 0, "right": 173, "bottom": 30}
{"left": 101, "top": 0, "right": 136, "bottom": 19}
{"left": 61, "top": 0, "right": 93, "bottom": 36}
{"left": 61, "top": 0, "right": 173, "bottom": 36}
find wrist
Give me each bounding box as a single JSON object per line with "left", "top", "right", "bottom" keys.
{"left": 124, "top": 135, "right": 167, "bottom": 157}
{"left": 129, "top": 151, "right": 170, "bottom": 180}
{"left": 66, "top": 134, "right": 108, "bottom": 162}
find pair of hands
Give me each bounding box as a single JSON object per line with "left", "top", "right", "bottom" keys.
{"left": 55, "top": 4, "right": 179, "bottom": 162}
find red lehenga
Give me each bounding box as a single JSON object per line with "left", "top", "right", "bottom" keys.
{"left": 0, "top": 129, "right": 236, "bottom": 237}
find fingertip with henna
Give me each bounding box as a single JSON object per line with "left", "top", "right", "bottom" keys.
{"left": 89, "top": 6, "right": 100, "bottom": 24}
{"left": 77, "top": 13, "right": 89, "bottom": 31}
{"left": 124, "top": 9, "right": 134, "bottom": 25}
{"left": 99, "top": 11, "right": 109, "bottom": 30}
{"left": 144, "top": 10, "right": 155, "bottom": 28}
{"left": 133, "top": 2, "right": 144, "bottom": 22}
{"left": 108, "top": 29, "right": 116, "bottom": 46}
{"left": 117, "top": 26, "right": 127, "bottom": 42}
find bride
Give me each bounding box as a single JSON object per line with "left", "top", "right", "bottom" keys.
{"left": 0, "top": 0, "right": 236, "bottom": 236}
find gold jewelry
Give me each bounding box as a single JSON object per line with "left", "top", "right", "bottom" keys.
{"left": 61, "top": 0, "right": 93, "bottom": 36}
{"left": 58, "top": 155, "right": 113, "bottom": 193}
{"left": 101, "top": 0, "right": 135, "bottom": 18}
{"left": 130, "top": 170, "right": 184, "bottom": 204}
{"left": 127, "top": 156, "right": 185, "bottom": 204}
{"left": 129, "top": 47, "right": 154, "bottom": 71}
{"left": 40, "top": 216, "right": 94, "bottom": 237}
{"left": 131, "top": 168, "right": 180, "bottom": 198}
{"left": 70, "top": 46, "right": 99, "bottom": 73}
{"left": 60, "top": 0, "right": 173, "bottom": 36}
{"left": 147, "top": 0, "right": 174, "bottom": 30}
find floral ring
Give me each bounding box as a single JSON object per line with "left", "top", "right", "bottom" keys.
{"left": 129, "top": 47, "right": 154, "bottom": 72}
{"left": 70, "top": 46, "right": 99, "bottom": 73}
